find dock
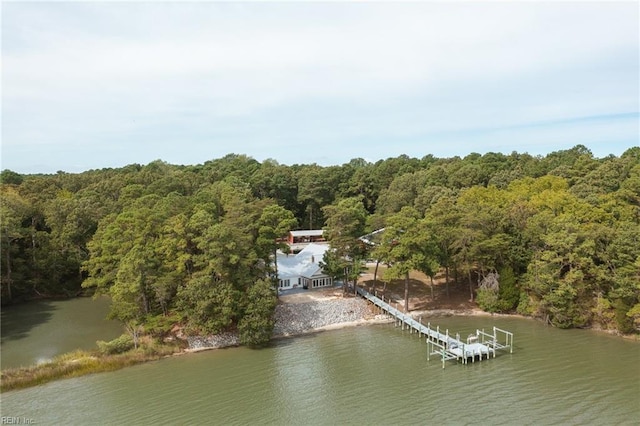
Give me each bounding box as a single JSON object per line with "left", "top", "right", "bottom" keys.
{"left": 355, "top": 286, "right": 514, "bottom": 368}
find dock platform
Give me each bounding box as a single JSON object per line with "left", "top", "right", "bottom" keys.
{"left": 356, "top": 286, "right": 514, "bottom": 368}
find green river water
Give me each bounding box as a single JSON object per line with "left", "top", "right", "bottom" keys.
{"left": 1, "top": 297, "right": 123, "bottom": 369}
{"left": 1, "top": 300, "right": 639, "bottom": 425}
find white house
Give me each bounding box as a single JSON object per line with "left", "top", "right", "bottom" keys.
{"left": 276, "top": 243, "right": 333, "bottom": 290}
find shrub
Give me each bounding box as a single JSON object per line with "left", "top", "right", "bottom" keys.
{"left": 497, "top": 266, "right": 519, "bottom": 311}
{"left": 144, "top": 313, "right": 180, "bottom": 337}
{"left": 591, "top": 297, "right": 615, "bottom": 329}
{"left": 614, "top": 298, "right": 636, "bottom": 334}
{"left": 516, "top": 292, "right": 536, "bottom": 316}
{"left": 97, "top": 334, "right": 135, "bottom": 355}
{"left": 476, "top": 288, "right": 500, "bottom": 313}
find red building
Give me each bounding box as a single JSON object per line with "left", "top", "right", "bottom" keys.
{"left": 287, "top": 230, "right": 326, "bottom": 245}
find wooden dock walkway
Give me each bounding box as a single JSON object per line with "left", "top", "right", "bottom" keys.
{"left": 355, "top": 286, "right": 514, "bottom": 368}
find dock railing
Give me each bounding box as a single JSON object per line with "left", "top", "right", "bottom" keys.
{"left": 355, "top": 286, "right": 514, "bottom": 367}
{"left": 476, "top": 327, "right": 514, "bottom": 355}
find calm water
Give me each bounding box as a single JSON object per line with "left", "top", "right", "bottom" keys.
{"left": 1, "top": 297, "right": 123, "bottom": 369}
{"left": 1, "top": 316, "right": 639, "bottom": 425}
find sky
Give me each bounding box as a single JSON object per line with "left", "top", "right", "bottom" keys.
{"left": 1, "top": 1, "right": 639, "bottom": 174}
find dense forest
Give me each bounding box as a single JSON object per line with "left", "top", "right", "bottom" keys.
{"left": 1, "top": 145, "right": 639, "bottom": 343}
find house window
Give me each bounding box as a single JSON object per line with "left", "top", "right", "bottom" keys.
{"left": 279, "top": 279, "right": 290, "bottom": 288}
{"left": 310, "top": 278, "right": 332, "bottom": 288}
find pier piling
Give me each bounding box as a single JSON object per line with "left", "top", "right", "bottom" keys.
{"left": 355, "top": 286, "right": 514, "bottom": 367}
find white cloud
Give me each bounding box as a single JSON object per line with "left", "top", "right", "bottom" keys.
{"left": 6, "top": 3, "right": 635, "bottom": 100}
{"left": 1, "top": 1, "right": 638, "bottom": 172}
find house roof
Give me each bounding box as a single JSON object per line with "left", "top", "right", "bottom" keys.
{"left": 289, "top": 229, "right": 324, "bottom": 237}
{"left": 296, "top": 243, "right": 329, "bottom": 259}
{"left": 277, "top": 243, "right": 330, "bottom": 279}
{"left": 358, "top": 228, "right": 386, "bottom": 246}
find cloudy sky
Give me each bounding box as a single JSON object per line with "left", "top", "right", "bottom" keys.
{"left": 2, "top": 1, "right": 638, "bottom": 174}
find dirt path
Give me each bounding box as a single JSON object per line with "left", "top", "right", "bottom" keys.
{"left": 357, "top": 265, "right": 477, "bottom": 312}
{"left": 279, "top": 287, "right": 345, "bottom": 304}
{"left": 280, "top": 266, "right": 477, "bottom": 314}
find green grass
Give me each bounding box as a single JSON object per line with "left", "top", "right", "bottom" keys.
{"left": 1, "top": 339, "right": 182, "bottom": 392}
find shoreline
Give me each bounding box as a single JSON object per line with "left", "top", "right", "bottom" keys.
{"left": 184, "top": 301, "right": 638, "bottom": 355}
{"left": 3, "top": 296, "right": 637, "bottom": 392}
{"left": 183, "top": 302, "right": 528, "bottom": 355}
{"left": 183, "top": 317, "right": 393, "bottom": 354}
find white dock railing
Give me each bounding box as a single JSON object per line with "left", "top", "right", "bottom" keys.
{"left": 356, "top": 286, "right": 514, "bottom": 368}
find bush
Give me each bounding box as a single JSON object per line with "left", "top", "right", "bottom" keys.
{"left": 591, "top": 297, "right": 615, "bottom": 329}
{"left": 477, "top": 267, "right": 520, "bottom": 313}
{"left": 614, "top": 298, "right": 636, "bottom": 334}
{"left": 516, "top": 292, "right": 536, "bottom": 316}
{"left": 627, "top": 304, "right": 640, "bottom": 333}
{"left": 97, "top": 334, "right": 135, "bottom": 355}
{"left": 497, "top": 266, "right": 519, "bottom": 311}
{"left": 476, "top": 288, "right": 500, "bottom": 313}
{"left": 144, "top": 314, "right": 180, "bottom": 337}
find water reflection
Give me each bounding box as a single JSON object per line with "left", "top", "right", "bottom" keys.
{"left": 0, "top": 297, "right": 122, "bottom": 369}
{"left": 1, "top": 317, "right": 638, "bottom": 425}
{"left": 1, "top": 300, "right": 57, "bottom": 343}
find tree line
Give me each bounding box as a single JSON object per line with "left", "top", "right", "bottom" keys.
{"left": 1, "top": 144, "right": 639, "bottom": 341}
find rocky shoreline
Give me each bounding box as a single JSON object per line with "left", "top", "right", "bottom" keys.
{"left": 273, "top": 297, "right": 374, "bottom": 335}
{"left": 184, "top": 294, "right": 515, "bottom": 351}
{"left": 186, "top": 296, "right": 376, "bottom": 351}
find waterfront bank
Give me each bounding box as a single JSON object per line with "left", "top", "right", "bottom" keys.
{"left": 3, "top": 288, "right": 637, "bottom": 392}
{"left": 3, "top": 315, "right": 639, "bottom": 425}
{"left": 2, "top": 292, "right": 378, "bottom": 391}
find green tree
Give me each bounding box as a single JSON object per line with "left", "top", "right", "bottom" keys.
{"left": 376, "top": 171, "right": 428, "bottom": 216}
{"left": 249, "top": 160, "right": 299, "bottom": 213}
{"left": 320, "top": 249, "right": 349, "bottom": 284}
{"left": 109, "top": 245, "right": 159, "bottom": 347}
{"left": 476, "top": 266, "right": 519, "bottom": 313}
{"left": 0, "top": 186, "right": 31, "bottom": 301}
{"left": 424, "top": 194, "right": 459, "bottom": 297}
{"left": 322, "top": 197, "right": 368, "bottom": 294}
{"left": 342, "top": 159, "right": 378, "bottom": 213}
{"left": 375, "top": 206, "right": 434, "bottom": 312}
{"left": 238, "top": 279, "right": 278, "bottom": 346}
{"left": 3, "top": 149, "right": 639, "bottom": 337}
{"left": 524, "top": 214, "right": 600, "bottom": 328}
{"left": 297, "top": 164, "right": 338, "bottom": 229}
{"left": 176, "top": 276, "right": 239, "bottom": 334}
{"left": 256, "top": 204, "right": 298, "bottom": 294}
{"left": 202, "top": 197, "right": 263, "bottom": 288}
{"left": 0, "top": 170, "right": 23, "bottom": 185}
{"left": 451, "top": 186, "right": 516, "bottom": 301}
